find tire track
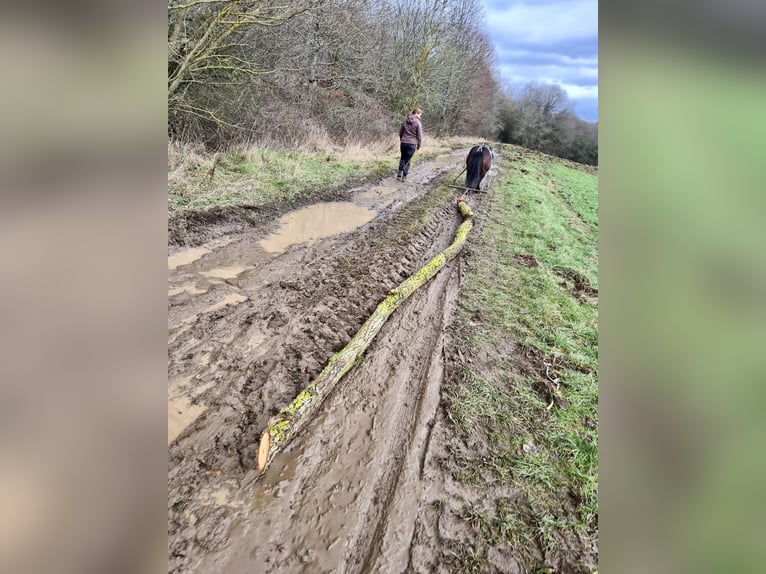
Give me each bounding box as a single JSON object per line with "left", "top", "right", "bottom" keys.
{"left": 167, "top": 155, "right": 471, "bottom": 573}
{"left": 191, "top": 215, "right": 462, "bottom": 574}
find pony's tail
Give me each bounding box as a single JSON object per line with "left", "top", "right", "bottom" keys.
{"left": 465, "top": 148, "right": 482, "bottom": 190}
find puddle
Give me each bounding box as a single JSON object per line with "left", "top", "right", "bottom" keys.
{"left": 247, "top": 328, "right": 267, "bottom": 351}
{"left": 199, "top": 482, "right": 246, "bottom": 509}
{"left": 204, "top": 293, "right": 248, "bottom": 313}
{"left": 251, "top": 443, "right": 303, "bottom": 509}
{"left": 168, "top": 376, "right": 207, "bottom": 445}
{"left": 168, "top": 395, "right": 207, "bottom": 445}
{"left": 356, "top": 185, "right": 398, "bottom": 200}
{"left": 168, "top": 247, "right": 211, "bottom": 270}
{"left": 259, "top": 202, "right": 375, "bottom": 253}
{"left": 169, "top": 284, "right": 208, "bottom": 297}
{"left": 193, "top": 381, "right": 215, "bottom": 397}
{"left": 201, "top": 266, "right": 249, "bottom": 280}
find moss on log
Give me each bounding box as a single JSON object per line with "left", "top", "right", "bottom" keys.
{"left": 257, "top": 199, "right": 474, "bottom": 473}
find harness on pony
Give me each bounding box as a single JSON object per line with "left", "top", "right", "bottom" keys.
{"left": 449, "top": 143, "right": 494, "bottom": 196}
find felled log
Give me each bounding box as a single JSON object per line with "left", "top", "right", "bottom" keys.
{"left": 257, "top": 199, "right": 474, "bottom": 472}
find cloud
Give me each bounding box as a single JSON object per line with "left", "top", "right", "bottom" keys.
{"left": 495, "top": 49, "right": 598, "bottom": 67}
{"left": 496, "top": 53, "right": 598, "bottom": 86}
{"left": 484, "top": 0, "right": 597, "bottom": 46}
{"left": 481, "top": 0, "right": 598, "bottom": 120}
{"left": 560, "top": 83, "right": 598, "bottom": 100}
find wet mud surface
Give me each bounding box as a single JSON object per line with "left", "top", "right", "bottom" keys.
{"left": 168, "top": 149, "right": 498, "bottom": 573}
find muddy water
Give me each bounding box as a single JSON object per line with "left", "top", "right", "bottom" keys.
{"left": 203, "top": 293, "right": 248, "bottom": 313}
{"left": 169, "top": 284, "right": 208, "bottom": 297}
{"left": 259, "top": 202, "right": 375, "bottom": 253}
{"left": 168, "top": 376, "right": 210, "bottom": 445}
{"left": 168, "top": 246, "right": 211, "bottom": 269}
{"left": 355, "top": 185, "right": 398, "bottom": 200}
{"left": 201, "top": 266, "right": 250, "bottom": 280}
{"left": 168, "top": 395, "right": 207, "bottom": 445}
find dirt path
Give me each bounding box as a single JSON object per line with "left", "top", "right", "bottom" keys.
{"left": 168, "top": 149, "right": 496, "bottom": 573}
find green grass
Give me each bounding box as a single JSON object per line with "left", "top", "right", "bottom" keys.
{"left": 168, "top": 146, "right": 398, "bottom": 214}
{"left": 546, "top": 163, "right": 598, "bottom": 232}
{"left": 167, "top": 138, "right": 468, "bottom": 216}
{"left": 445, "top": 148, "right": 598, "bottom": 568}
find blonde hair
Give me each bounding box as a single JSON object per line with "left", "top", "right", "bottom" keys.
{"left": 411, "top": 107, "right": 422, "bottom": 115}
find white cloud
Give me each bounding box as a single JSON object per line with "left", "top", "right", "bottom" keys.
{"left": 482, "top": 0, "right": 598, "bottom": 119}
{"left": 494, "top": 48, "right": 598, "bottom": 69}
{"left": 560, "top": 83, "right": 598, "bottom": 99}
{"left": 498, "top": 62, "right": 598, "bottom": 87}
{"left": 485, "top": 0, "right": 597, "bottom": 46}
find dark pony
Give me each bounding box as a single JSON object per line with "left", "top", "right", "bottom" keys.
{"left": 465, "top": 144, "right": 493, "bottom": 192}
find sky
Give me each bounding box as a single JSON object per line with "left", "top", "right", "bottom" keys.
{"left": 481, "top": 0, "right": 598, "bottom": 122}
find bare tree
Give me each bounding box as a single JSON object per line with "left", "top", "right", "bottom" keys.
{"left": 513, "top": 83, "right": 570, "bottom": 151}
{"left": 168, "top": 0, "right": 502, "bottom": 146}
{"left": 376, "top": 0, "right": 498, "bottom": 134}
{"left": 168, "top": 0, "right": 319, "bottom": 139}
{"left": 497, "top": 83, "right": 597, "bottom": 165}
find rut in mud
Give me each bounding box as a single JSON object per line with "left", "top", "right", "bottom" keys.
{"left": 168, "top": 149, "right": 496, "bottom": 573}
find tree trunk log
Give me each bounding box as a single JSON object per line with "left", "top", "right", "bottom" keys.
{"left": 257, "top": 199, "right": 474, "bottom": 472}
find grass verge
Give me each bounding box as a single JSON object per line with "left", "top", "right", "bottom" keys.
{"left": 168, "top": 137, "right": 472, "bottom": 215}
{"left": 444, "top": 148, "right": 598, "bottom": 571}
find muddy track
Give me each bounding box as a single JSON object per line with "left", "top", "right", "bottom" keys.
{"left": 168, "top": 175, "right": 376, "bottom": 250}
{"left": 168, "top": 149, "right": 497, "bottom": 573}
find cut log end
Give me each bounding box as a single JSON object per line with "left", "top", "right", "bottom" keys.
{"left": 257, "top": 430, "right": 271, "bottom": 473}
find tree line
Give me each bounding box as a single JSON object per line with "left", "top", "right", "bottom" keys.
{"left": 168, "top": 0, "right": 597, "bottom": 165}
{"left": 497, "top": 84, "right": 598, "bottom": 166}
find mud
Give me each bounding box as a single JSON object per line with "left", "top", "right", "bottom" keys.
{"left": 168, "top": 149, "right": 502, "bottom": 573}
{"left": 169, "top": 247, "right": 212, "bottom": 270}
{"left": 513, "top": 253, "right": 540, "bottom": 268}
{"left": 169, "top": 174, "right": 389, "bottom": 250}
{"left": 552, "top": 267, "right": 599, "bottom": 304}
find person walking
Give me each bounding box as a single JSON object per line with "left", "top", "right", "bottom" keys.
{"left": 397, "top": 108, "right": 423, "bottom": 182}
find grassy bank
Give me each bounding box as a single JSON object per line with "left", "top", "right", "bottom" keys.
{"left": 445, "top": 149, "right": 598, "bottom": 570}
{"left": 167, "top": 137, "right": 471, "bottom": 215}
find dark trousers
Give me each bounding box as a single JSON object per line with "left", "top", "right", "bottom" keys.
{"left": 398, "top": 143, "right": 417, "bottom": 176}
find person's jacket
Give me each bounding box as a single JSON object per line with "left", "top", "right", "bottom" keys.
{"left": 399, "top": 114, "right": 423, "bottom": 148}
